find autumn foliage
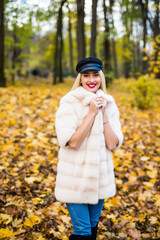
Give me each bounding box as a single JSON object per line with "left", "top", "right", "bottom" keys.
{"left": 0, "top": 78, "right": 159, "bottom": 239}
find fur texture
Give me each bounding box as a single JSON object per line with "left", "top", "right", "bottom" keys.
{"left": 55, "top": 87, "right": 123, "bottom": 204}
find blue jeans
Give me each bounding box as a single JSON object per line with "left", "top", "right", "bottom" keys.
{"left": 66, "top": 199, "right": 104, "bottom": 236}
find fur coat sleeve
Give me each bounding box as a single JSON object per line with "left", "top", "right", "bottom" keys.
{"left": 55, "top": 100, "right": 79, "bottom": 148}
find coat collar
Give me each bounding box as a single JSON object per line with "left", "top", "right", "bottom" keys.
{"left": 60, "top": 86, "right": 115, "bottom": 107}
{"left": 66, "top": 86, "right": 114, "bottom": 106}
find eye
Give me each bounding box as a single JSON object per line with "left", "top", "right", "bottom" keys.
{"left": 83, "top": 74, "right": 89, "bottom": 77}
{"left": 94, "top": 73, "right": 99, "bottom": 77}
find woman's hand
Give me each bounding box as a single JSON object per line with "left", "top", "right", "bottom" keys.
{"left": 89, "top": 96, "right": 107, "bottom": 116}
{"left": 95, "top": 96, "right": 107, "bottom": 115}
{"left": 100, "top": 97, "right": 107, "bottom": 115}
{"left": 89, "top": 97, "right": 102, "bottom": 116}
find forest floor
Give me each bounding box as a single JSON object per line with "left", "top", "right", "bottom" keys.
{"left": 0, "top": 77, "right": 160, "bottom": 240}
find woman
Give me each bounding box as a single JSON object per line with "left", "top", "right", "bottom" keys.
{"left": 55, "top": 57, "right": 123, "bottom": 240}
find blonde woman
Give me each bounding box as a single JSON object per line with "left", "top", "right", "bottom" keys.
{"left": 55, "top": 57, "right": 123, "bottom": 240}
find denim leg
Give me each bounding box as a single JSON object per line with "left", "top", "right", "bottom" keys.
{"left": 88, "top": 199, "right": 104, "bottom": 227}
{"left": 66, "top": 203, "right": 92, "bottom": 236}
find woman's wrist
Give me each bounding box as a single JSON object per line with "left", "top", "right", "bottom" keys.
{"left": 103, "top": 114, "right": 108, "bottom": 122}
{"left": 88, "top": 111, "right": 97, "bottom": 119}
{"left": 103, "top": 120, "right": 109, "bottom": 124}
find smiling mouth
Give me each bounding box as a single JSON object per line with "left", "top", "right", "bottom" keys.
{"left": 87, "top": 84, "right": 96, "bottom": 88}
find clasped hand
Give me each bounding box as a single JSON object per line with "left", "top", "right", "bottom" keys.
{"left": 89, "top": 96, "right": 107, "bottom": 116}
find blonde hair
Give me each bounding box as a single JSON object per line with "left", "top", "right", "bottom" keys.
{"left": 71, "top": 70, "right": 107, "bottom": 93}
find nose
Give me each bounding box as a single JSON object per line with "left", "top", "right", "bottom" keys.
{"left": 89, "top": 74, "right": 94, "bottom": 82}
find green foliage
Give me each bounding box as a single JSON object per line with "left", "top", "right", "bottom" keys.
{"left": 133, "top": 75, "right": 155, "bottom": 109}
{"left": 148, "top": 35, "right": 160, "bottom": 79}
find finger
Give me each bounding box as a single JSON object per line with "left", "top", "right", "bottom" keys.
{"left": 96, "top": 103, "right": 102, "bottom": 108}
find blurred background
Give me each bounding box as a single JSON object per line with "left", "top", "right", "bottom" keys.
{"left": 0, "top": 0, "right": 159, "bottom": 87}
{"left": 0, "top": 1, "right": 160, "bottom": 239}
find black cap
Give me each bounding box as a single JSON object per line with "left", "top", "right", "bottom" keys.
{"left": 76, "top": 57, "right": 103, "bottom": 73}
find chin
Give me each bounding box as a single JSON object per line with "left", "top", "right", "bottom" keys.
{"left": 87, "top": 87, "right": 99, "bottom": 93}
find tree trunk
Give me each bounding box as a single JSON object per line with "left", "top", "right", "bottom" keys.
{"left": 53, "top": 21, "right": 59, "bottom": 84}
{"left": 138, "top": 0, "right": 148, "bottom": 74}
{"left": 11, "top": 25, "right": 17, "bottom": 85}
{"left": 90, "top": 0, "right": 98, "bottom": 57}
{"left": 153, "top": 0, "right": 159, "bottom": 37}
{"left": 0, "top": 0, "right": 6, "bottom": 87}
{"left": 122, "top": 1, "right": 131, "bottom": 78}
{"left": 67, "top": 4, "right": 74, "bottom": 76}
{"left": 76, "top": 0, "right": 85, "bottom": 61}
{"left": 103, "top": 0, "right": 111, "bottom": 73}
{"left": 112, "top": 39, "right": 118, "bottom": 78}
{"left": 53, "top": 0, "right": 66, "bottom": 85}
{"left": 109, "top": 0, "right": 118, "bottom": 77}
{"left": 59, "top": 2, "right": 63, "bottom": 83}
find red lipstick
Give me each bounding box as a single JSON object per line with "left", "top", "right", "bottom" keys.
{"left": 87, "top": 84, "right": 96, "bottom": 88}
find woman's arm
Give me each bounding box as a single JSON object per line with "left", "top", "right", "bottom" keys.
{"left": 68, "top": 97, "right": 100, "bottom": 150}
{"left": 99, "top": 97, "right": 119, "bottom": 151}
{"left": 103, "top": 114, "right": 119, "bottom": 151}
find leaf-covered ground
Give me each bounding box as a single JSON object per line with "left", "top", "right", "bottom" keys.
{"left": 0, "top": 78, "right": 159, "bottom": 240}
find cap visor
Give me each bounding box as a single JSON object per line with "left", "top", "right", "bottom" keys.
{"left": 80, "top": 66, "right": 101, "bottom": 73}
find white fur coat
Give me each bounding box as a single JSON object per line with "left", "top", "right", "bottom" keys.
{"left": 55, "top": 86, "right": 123, "bottom": 204}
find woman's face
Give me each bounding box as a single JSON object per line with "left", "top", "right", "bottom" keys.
{"left": 80, "top": 70, "right": 101, "bottom": 93}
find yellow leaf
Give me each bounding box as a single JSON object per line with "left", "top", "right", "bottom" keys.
{"left": 115, "top": 178, "right": 123, "bottom": 185}
{"left": 37, "top": 235, "right": 46, "bottom": 240}
{"left": 150, "top": 216, "right": 157, "bottom": 224}
{"left": 0, "top": 228, "right": 15, "bottom": 237}
{"left": 143, "top": 182, "right": 154, "bottom": 188}
{"left": 141, "top": 233, "right": 152, "bottom": 239}
{"left": 35, "top": 176, "right": 43, "bottom": 182}
{"left": 150, "top": 73, "right": 155, "bottom": 78}
{"left": 122, "top": 215, "right": 132, "bottom": 221}
{"left": 104, "top": 202, "right": 113, "bottom": 208}
{"left": 61, "top": 207, "right": 69, "bottom": 215}
{"left": 136, "top": 72, "right": 141, "bottom": 75}
{"left": 140, "top": 156, "right": 149, "bottom": 161}
{"left": 3, "top": 178, "right": 10, "bottom": 184}
{"left": 150, "top": 178, "right": 157, "bottom": 184}
{"left": 155, "top": 198, "right": 160, "bottom": 207}
{"left": 138, "top": 213, "right": 146, "bottom": 222}
{"left": 138, "top": 191, "right": 152, "bottom": 201}
{"left": 142, "top": 56, "right": 148, "bottom": 61}
{"left": 25, "top": 177, "right": 36, "bottom": 184}
{"left": 155, "top": 35, "right": 160, "bottom": 43}
{"left": 107, "top": 214, "right": 118, "bottom": 224}
{"left": 142, "top": 48, "right": 147, "bottom": 52}
{"left": 33, "top": 164, "right": 40, "bottom": 170}
{"left": 51, "top": 138, "right": 58, "bottom": 145}
{"left": 126, "top": 221, "right": 136, "bottom": 228}
{"left": 49, "top": 229, "right": 60, "bottom": 238}
{"left": 146, "top": 169, "right": 157, "bottom": 178}
{"left": 0, "top": 214, "right": 13, "bottom": 224}
{"left": 153, "top": 66, "right": 159, "bottom": 73}
{"left": 61, "top": 236, "right": 68, "bottom": 240}
{"left": 28, "top": 214, "right": 41, "bottom": 224}
{"left": 32, "top": 198, "right": 41, "bottom": 205}
{"left": 10, "top": 118, "right": 16, "bottom": 125}
{"left": 130, "top": 171, "right": 137, "bottom": 176}
{"left": 12, "top": 218, "right": 23, "bottom": 228}
{"left": 129, "top": 175, "right": 137, "bottom": 182}
{"left": 58, "top": 224, "right": 66, "bottom": 233}
{"left": 152, "top": 42, "right": 157, "bottom": 48}
{"left": 114, "top": 148, "right": 125, "bottom": 157}
{"left": 24, "top": 218, "right": 34, "bottom": 227}
{"left": 61, "top": 215, "right": 71, "bottom": 224}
